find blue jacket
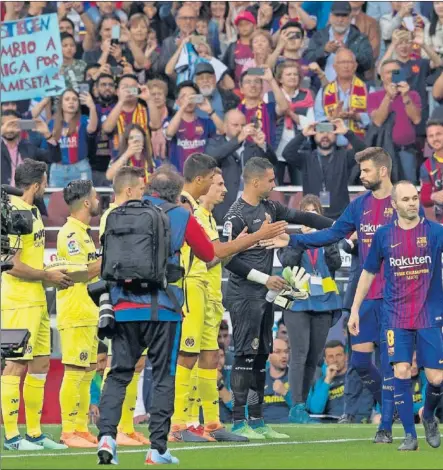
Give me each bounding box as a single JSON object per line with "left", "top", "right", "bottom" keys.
{"left": 110, "top": 196, "right": 190, "bottom": 322}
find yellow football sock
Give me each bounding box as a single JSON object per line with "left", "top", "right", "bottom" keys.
{"left": 60, "top": 370, "right": 84, "bottom": 434}
{"left": 118, "top": 372, "right": 140, "bottom": 434}
{"left": 1, "top": 375, "right": 21, "bottom": 440}
{"left": 75, "top": 370, "right": 95, "bottom": 433}
{"left": 102, "top": 367, "right": 111, "bottom": 390}
{"left": 198, "top": 368, "right": 219, "bottom": 424}
{"left": 187, "top": 365, "right": 200, "bottom": 425}
{"left": 172, "top": 364, "right": 192, "bottom": 426}
{"left": 23, "top": 374, "right": 46, "bottom": 438}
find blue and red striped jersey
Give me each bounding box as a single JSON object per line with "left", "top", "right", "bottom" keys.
{"left": 364, "top": 218, "right": 443, "bottom": 329}
{"left": 290, "top": 192, "right": 396, "bottom": 300}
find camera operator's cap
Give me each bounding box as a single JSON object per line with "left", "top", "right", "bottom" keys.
{"left": 331, "top": 1, "right": 351, "bottom": 15}
{"left": 234, "top": 11, "right": 257, "bottom": 26}
{"left": 195, "top": 62, "right": 216, "bottom": 76}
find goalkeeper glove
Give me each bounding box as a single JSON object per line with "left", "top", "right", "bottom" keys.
{"left": 266, "top": 267, "right": 311, "bottom": 309}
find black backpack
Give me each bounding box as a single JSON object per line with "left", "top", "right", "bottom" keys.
{"left": 101, "top": 199, "right": 176, "bottom": 288}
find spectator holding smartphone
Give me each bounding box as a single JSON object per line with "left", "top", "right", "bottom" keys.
{"left": 164, "top": 81, "right": 223, "bottom": 173}
{"left": 368, "top": 59, "right": 422, "bottom": 183}
{"left": 1, "top": 112, "right": 55, "bottom": 188}
{"left": 238, "top": 68, "right": 289, "bottom": 150}
{"left": 378, "top": 29, "right": 442, "bottom": 141}
{"left": 102, "top": 74, "right": 161, "bottom": 158}
{"left": 44, "top": 89, "right": 98, "bottom": 187}
{"left": 283, "top": 119, "right": 365, "bottom": 219}
{"left": 106, "top": 123, "right": 156, "bottom": 183}
{"left": 83, "top": 15, "right": 145, "bottom": 70}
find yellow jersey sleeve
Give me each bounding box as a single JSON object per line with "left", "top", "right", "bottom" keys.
{"left": 56, "top": 218, "right": 99, "bottom": 329}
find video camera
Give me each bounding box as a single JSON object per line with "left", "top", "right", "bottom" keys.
{"left": 0, "top": 329, "right": 31, "bottom": 359}
{"left": 1, "top": 185, "right": 33, "bottom": 273}
{"left": 1, "top": 185, "right": 34, "bottom": 358}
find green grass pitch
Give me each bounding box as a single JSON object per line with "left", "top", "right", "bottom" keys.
{"left": 2, "top": 424, "right": 442, "bottom": 469}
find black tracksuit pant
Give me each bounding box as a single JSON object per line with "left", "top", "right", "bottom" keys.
{"left": 98, "top": 320, "right": 181, "bottom": 454}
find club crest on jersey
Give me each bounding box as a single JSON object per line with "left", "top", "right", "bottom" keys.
{"left": 251, "top": 338, "right": 259, "bottom": 350}
{"left": 384, "top": 207, "right": 394, "bottom": 218}
{"left": 184, "top": 337, "right": 195, "bottom": 348}
{"left": 79, "top": 351, "right": 89, "bottom": 362}
{"left": 25, "top": 345, "right": 33, "bottom": 355}
{"left": 67, "top": 239, "right": 80, "bottom": 255}
{"left": 416, "top": 237, "right": 427, "bottom": 248}
{"left": 223, "top": 221, "right": 232, "bottom": 238}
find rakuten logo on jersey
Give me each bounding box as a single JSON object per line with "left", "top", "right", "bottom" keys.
{"left": 359, "top": 223, "right": 382, "bottom": 235}
{"left": 389, "top": 255, "right": 432, "bottom": 269}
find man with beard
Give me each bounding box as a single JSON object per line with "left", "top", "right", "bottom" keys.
{"left": 1, "top": 160, "right": 73, "bottom": 451}
{"left": 56, "top": 180, "right": 103, "bottom": 448}
{"left": 89, "top": 74, "right": 118, "bottom": 186}
{"left": 289, "top": 147, "right": 413, "bottom": 444}
{"left": 282, "top": 118, "right": 364, "bottom": 219}
{"left": 194, "top": 63, "right": 240, "bottom": 120}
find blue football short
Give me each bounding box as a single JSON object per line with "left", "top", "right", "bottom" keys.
{"left": 385, "top": 327, "right": 443, "bottom": 369}
{"left": 351, "top": 299, "right": 382, "bottom": 346}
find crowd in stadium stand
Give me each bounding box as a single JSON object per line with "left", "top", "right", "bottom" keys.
{"left": 2, "top": 1, "right": 443, "bottom": 430}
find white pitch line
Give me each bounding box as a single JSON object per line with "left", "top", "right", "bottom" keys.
{"left": 2, "top": 434, "right": 439, "bottom": 459}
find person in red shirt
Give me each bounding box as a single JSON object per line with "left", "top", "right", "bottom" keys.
{"left": 368, "top": 59, "right": 422, "bottom": 184}
{"left": 420, "top": 119, "right": 443, "bottom": 221}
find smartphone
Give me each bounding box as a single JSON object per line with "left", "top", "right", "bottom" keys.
{"left": 315, "top": 122, "right": 335, "bottom": 133}
{"left": 248, "top": 67, "right": 265, "bottom": 76}
{"left": 127, "top": 87, "right": 140, "bottom": 96}
{"left": 18, "top": 120, "right": 36, "bottom": 131}
{"left": 250, "top": 116, "right": 260, "bottom": 129}
{"left": 289, "top": 32, "right": 303, "bottom": 39}
{"left": 190, "top": 94, "right": 204, "bottom": 104}
{"left": 111, "top": 65, "right": 123, "bottom": 76}
{"left": 111, "top": 24, "right": 120, "bottom": 45}
{"left": 392, "top": 69, "right": 407, "bottom": 84}
{"left": 79, "top": 83, "right": 89, "bottom": 94}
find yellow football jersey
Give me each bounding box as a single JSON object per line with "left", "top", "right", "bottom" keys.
{"left": 1, "top": 196, "right": 46, "bottom": 309}
{"left": 180, "top": 191, "right": 207, "bottom": 280}
{"left": 56, "top": 216, "right": 99, "bottom": 330}
{"left": 194, "top": 205, "right": 222, "bottom": 303}
{"left": 99, "top": 203, "right": 117, "bottom": 241}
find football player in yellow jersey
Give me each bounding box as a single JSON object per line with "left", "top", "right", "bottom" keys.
{"left": 57, "top": 180, "right": 102, "bottom": 448}
{"left": 1, "top": 160, "right": 73, "bottom": 451}
{"left": 170, "top": 154, "right": 287, "bottom": 442}
{"left": 99, "top": 166, "right": 150, "bottom": 446}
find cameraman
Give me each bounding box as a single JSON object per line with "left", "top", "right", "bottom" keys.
{"left": 97, "top": 166, "right": 215, "bottom": 466}
{"left": 282, "top": 119, "right": 365, "bottom": 219}
{"left": 1, "top": 159, "right": 73, "bottom": 452}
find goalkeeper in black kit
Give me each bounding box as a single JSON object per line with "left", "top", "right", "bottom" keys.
{"left": 219, "top": 158, "right": 333, "bottom": 439}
